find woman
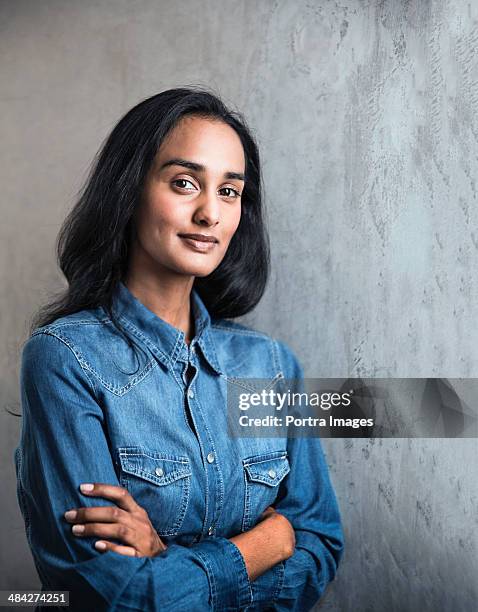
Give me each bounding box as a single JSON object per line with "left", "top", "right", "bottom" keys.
{"left": 14, "top": 87, "right": 344, "bottom": 611}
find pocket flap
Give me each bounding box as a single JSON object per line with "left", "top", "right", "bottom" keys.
{"left": 118, "top": 447, "right": 191, "bottom": 486}
{"left": 243, "top": 452, "right": 290, "bottom": 486}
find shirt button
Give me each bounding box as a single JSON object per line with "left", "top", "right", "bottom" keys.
{"left": 188, "top": 389, "right": 195, "bottom": 399}
{"left": 206, "top": 452, "right": 215, "bottom": 463}
{"left": 268, "top": 469, "right": 276, "bottom": 479}
{"left": 208, "top": 526, "right": 214, "bottom": 536}
{"left": 190, "top": 345, "right": 196, "bottom": 354}
{"left": 155, "top": 467, "right": 164, "bottom": 477}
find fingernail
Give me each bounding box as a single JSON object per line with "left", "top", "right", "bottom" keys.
{"left": 64, "top": 510, "right": 77, "bottom": 520}
{"left": 72, "top": 524, "right": 85, "bottom": 534}
{"left": 95, "top": 541, "right": 107, "bottom": 550}
{"left": 80, "top": 483, "right": 94, "bottom": 492}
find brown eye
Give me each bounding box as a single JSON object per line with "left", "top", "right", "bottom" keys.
{"left": 172, "top": 179, "right": 196, "bottom": 190}
{"left": 219, "top": 187, "right": 241, "bottom": 199}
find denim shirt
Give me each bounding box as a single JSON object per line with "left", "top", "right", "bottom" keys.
{"left": 14, "top": 281, "right": 344, "bottom": 611}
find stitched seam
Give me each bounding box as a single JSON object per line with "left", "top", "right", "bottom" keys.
{"left": 189, "top": 392, "right": 213, "bottom": 537}
{"left": 34, "top": 328, "right": 158, "bottom": 397}
{"left": 227, "top": 541, "right": 253, "bottom": 608}
{"left": 32, "top": 317, "right": 110, "bottom": 333}
{"left": 195, "top": 393, "right": 224, "bottom": 535}
{"left": 171, "top": 365, "right": 187, "bottom": 394}
{"left": 244, "top": 466, "right": 290, "bottom": 485}
{"left": 201, "top": 329, "right": 224, "bottom": 375}
{"left": 120, "top": 455, "right": 189, "bottom": 463}
{"left": 272, "top": 561, "right": 286, "bottom": 603}
{"left": 211, "top": 324, "right": 271, "bottom": 339}
{"left": 119, "top": 467, "right": 191, "bottom": 484}
{"left": 170, "top": 475, "right": 191, "bottom": 535}
{"left": 15, "top": 450, "right": 33, "bottom": 545}
{"left": 271, "top": 339, "right": 282, "bottom": 377}
{"left": 116, "top": 314, "right": 172, "bottom": 364}
{"left": 34, "top": 330, "right": 99, "bottom": 399}
{"left": 117, "top": 450, "right": 191, "bottom": 537}
{"left": 169, "top": 330, "right": 186, "bottom": 365}
{"left": 243, "top": 452, "right": 288, "bottom": 465}
{"left": 97, "top": 359, "right": 157, "bottom": 396}
{"left": 195, "top": 551, "right": 218, "bottom": 609}
{"left": 118, "top": 449, "right": 189, "bottom": 462}
{"left": 225, "top": 371, "right": 284, "bottom": 393}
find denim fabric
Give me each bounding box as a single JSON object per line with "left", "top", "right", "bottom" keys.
{"left": 14, "top": 281, "right": 344, "bottom": 611}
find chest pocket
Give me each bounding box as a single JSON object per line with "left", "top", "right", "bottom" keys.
{"left": 117, "top": 447, "right": 192, "bottom": 536}
{"left": 242, "top": 450, "right": 291, "bottom": 531}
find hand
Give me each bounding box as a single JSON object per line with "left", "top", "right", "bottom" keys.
{"left": 63, "top": 482, "right": 168, "bottom": 558}
{"left": 258, "top": 505, "right": 296, "bottom": 559}
{"left": 229, "top": 505, "right": 296, "bottom": 581}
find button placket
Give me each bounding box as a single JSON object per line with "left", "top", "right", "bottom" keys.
{"left": 184, "top": 349, "right": 196, "bottom": 399}
{"left": 182, "top": 352, "right": 222, "bottom": 543}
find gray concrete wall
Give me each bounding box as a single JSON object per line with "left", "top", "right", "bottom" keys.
{"left": 1, "top": 1, "right": 477, "bottom": 610}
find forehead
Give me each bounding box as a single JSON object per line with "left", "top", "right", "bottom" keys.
{"left": 156, "top": 115, "right": 245, "bottom": 170}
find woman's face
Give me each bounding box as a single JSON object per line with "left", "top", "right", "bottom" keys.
{"left": 129, "top": 115, "right": 245, "bottom": 280}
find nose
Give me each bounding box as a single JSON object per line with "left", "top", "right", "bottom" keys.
{"left": 193, "top": 187, "right": 220, "bottom": 227}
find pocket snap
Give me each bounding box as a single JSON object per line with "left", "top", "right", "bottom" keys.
{"left": 117, "top": 447, "right": 191, "bottom": 536}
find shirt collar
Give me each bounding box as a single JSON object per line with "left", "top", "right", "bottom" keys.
{"left": 110, "top": 281, "right": 223, "bottom": 375}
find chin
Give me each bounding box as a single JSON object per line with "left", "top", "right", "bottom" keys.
{"left": 192, "top": 268, "right": 216, "bottom": 278}
{"left": 173, "top": 261, "right": 218, "bottom": 277}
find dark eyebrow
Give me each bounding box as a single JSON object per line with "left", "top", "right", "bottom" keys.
{"left": 158, "top": 157, "right": 245, "bottom": 182}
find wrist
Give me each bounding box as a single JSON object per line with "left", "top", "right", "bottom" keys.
{"left": 264, "top": 512, "right": 295, "bottom": 562}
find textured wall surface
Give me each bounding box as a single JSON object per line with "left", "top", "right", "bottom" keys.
{"left": 1, "top": 1, "right": 477, "bottom": 610}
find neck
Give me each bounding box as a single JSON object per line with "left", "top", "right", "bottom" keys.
{"left": 123, "top": 272, "right": 196, "bottom": 344}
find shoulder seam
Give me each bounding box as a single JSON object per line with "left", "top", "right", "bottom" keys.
{"left": 31, "top": 323, "right": 159, "bottom": 398}
{"left": 272, "top": 339, "right": 282, "bottom": 374}
{"left": 274, "top": 339, "right": 304, "bottom": 380}
{"left": 33, "top": 317, "right": 111, "bottom": 333}
{"left": 29, "top": 329, "right": 99, "bottom": 399}
{"left": 211, "top": 323, "right": 271, "bottom": 339}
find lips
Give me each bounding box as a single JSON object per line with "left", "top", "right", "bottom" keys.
{"left": 178, "top": 233, "right": 219, "bottom": 253}
{"left": 177, "top": 233, "right": 218, "bottom": 243}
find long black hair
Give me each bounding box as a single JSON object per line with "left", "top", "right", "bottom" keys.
{"left": 29, "top": 86, "right": 270, "bottom": 356}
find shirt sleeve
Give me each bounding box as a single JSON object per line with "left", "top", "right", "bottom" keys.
{"left": 14, "top": 330, "right": 253, "bottom": 612}
{"left": 247, "top": 340, "right": 344, "bottom": 611}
